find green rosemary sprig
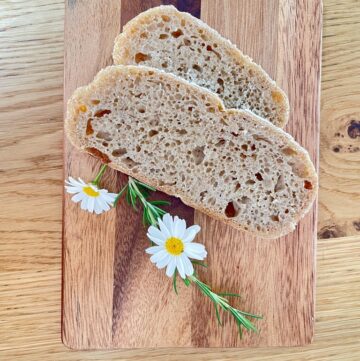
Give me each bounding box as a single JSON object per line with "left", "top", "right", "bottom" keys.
{"left": 114, "top": 177, "right": 170, "bottom": 227}
{"left": 187, "top": 274, "right": 262, "bottom": 337}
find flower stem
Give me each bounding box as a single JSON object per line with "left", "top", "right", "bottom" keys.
{"left": 92, "top": 164, "right": 108, "bottom": 186}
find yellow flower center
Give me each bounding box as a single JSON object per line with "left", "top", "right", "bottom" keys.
{"left": 165, "top": 237, "right": 184, "bottom": 256}
{"left": 82, "top": 185, "right": 100, "bottom": 197}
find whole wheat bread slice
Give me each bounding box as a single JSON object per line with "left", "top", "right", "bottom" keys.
{"left": 113, "top": 5, "right": 289, "bottom": 128}
{"left": 65, "top": 65, "right": 317, "bottom": 239}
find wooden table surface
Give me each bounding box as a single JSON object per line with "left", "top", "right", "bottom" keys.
{"left": 0, "top": 0, "right": 359, "bottom": 360}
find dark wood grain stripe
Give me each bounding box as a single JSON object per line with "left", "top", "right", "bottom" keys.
{"left": 112, "top": 0, "right": 201, "bottom": 340}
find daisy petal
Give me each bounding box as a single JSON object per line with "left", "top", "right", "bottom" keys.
{"left": 176, "top": 256, "right": 186, "bottom": 279}
{"left": 184, "top": 243, "right": 207, "bottom": 260}
{"left": 156, "top": 254, "right": 171, "bottom": 269}
{"left": 71, "top": 192, "right": 84, "bottom": 203}
{"left": 80, "top": 197, "right": 88, "bottom": 211}
{"left": 181, "top": 254, "right": 194, "bottom": 276}
{"left": 145, "top": 246, "right": 163, "bottom": 255}
{"left": 158, "top": 220, "right": 171, "bottom": 239}
{"left": 150, "top": 250, "right": 168, "bottom": 264}
{"left": 67, "top": 177, "right": 86, "bottom": 187}
{"left": 185, "top": 242, "right": 206, "bottom": 254}
{"left": 160, "top": 214, "right": 173, "bottom": 236}
{"left": 87, "top": 197, "right": 95, "bottom": 213}
{"left": 148, "top": 226, "right": 166, "bottom": 242}
{"left": 183, "top": 225, "right": 201, "bottom": 243}
{"left": 166, "top": 258, "right": 177, "bottom": 277}
{"left": 100, "top": 199, "right": 111, "bottom": 212}
{"left": 94, "top": 199, "right": 104, "bottom": 214}
{"left": 101, "top": 193, "right": 117, "bottom": 204}
{"left": 65, "top": 186, "right": 82, "bottom": 194}
{"left": 147, "top": 234, "right": 165, "bottom": 246}
{"left": 173, "top": 217, "right": 186, "bottom": 239}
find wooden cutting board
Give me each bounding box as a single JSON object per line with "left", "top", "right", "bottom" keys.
{"left": 62, "top": 0, "right": 322, "bottom": 349}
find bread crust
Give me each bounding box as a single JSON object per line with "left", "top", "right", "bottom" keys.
{"left": 113, "top": 5, "right": 290, "bottom": 128}
{"left": 65, "top": 65, "right": 317, "bottom": 239}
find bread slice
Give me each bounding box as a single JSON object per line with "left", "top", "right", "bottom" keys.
{"left": 65, "top": 65, "right": 317, "bottom": 239}
{"left": 113, "top": 5, "right": 289, "bottom": 128}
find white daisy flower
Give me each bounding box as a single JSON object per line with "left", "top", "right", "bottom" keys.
{"left": 145, "top": 213, "right": 207, "bottom": 279}
{"left": 65, "top": 176, "right": 117, "bottom": 214}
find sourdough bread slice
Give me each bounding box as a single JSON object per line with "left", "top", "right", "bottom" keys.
{"left": 65, "top": 65, "right": 317, "bottom": 239}
{"left": 113, "top": 5, "right": 289, "bottom": 128}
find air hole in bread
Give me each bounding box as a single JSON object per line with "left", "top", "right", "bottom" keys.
{"left": 135, "top": 52, "right": 151, "bottom": 63}
{"left": 136, "top": 145, "right": 141, "bottom": 152}
{"left": 231, "top": 132, "right": 239, "bottom": 137}
{"left": 240, "top": 153, "right": 247, "bottom": 159}
{"left": 192, "top": 146, "right": 205, "bottom": 165}
{"left": 271, "top": 215, "right": 280, "bottom": 222}
{"left": 162, "top": 62, "right": 168, "bottom": 68}
{"left": 246, "top": 179, "right": 255, "bottom": 185}
{"left": 123, "top": 157, "right": 140, "bottom": 169}
{"left": 208, "top": 107, "right": 215, "bottom": 113}
{"left": 235, "top": 182, "right": 241, "bottom": 191}
{"left": 282, "top": 147, "right": 298, "bottom": 156}
{"left": 255, "top": 172, "right": 263, "bottom": 181}
{"left": 289, "top": 161, "right": 309, "bottom": 178}
{"left": 199, "top": 190, "right": 207, "bottom": 201}
{"left": 184, "top": 38, "right": 191, "bottom": 46}
{"left": 86, "top": 119, "right": 94, "bottom": 135}
{"left": 94, "top": 109, "right": 111, "bottom": 118}
{"left": 271, "top": 91, "right": 283, "bottom": 103}
{"left": 304, "top": 180, "right": 313, "bottom": 190}
{"left": 253, "top": 135, "right": 272, "bottom": 144}
{"left": 241, "top": 144, "right": 248, "bottom": 151}
{"left": 192, "top": 64, "right": 202, "bottom": 72}
{"left": 138, "top": 107, "right": 146, "bottom": 113}
{"left": 148, "top": 130, "right": 158, "bottom": 137}
{"left": 91, "top": 99, "right": 100, "bottom": 105}
{"left": 176, "top": 129, "right": 187, "bottom": 135}
{"left": 112, "top": 148, "right": 127, "bottom": 157}
{"left": 96, "top": 131, "right": 112, "bottom": 141}
{"left": 159, "top": 34, "right": 169, "bottom": 39}
{"left": 274, "top": 175, "right": 285, "bottom": 192}
{"left": 86, "top": 147, "right": 110, "bottom": 163}
{"left": 240, "top": 197, "right": 250, "bottom": 204}
{"left": 215, "top": 138, "right": 225, "bottom": 147}
{"left": 171, "top": 29, "right": 183, "bottom": 38}
{"left": 161, "top": 15, "right": 170, "bottom": 22}
{"left": 140, "top": 32, "right": 148, "bottom": 39}
{"left": 285, "top": 209, "right": 289, "bottom": 214}
{"left": 225, "top": 201, "right": 239, "bottom": 218}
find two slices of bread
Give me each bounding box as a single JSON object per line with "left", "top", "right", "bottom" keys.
{"left": 113, "top": 5, "right": 289, "bottom": 128}
{"left": 65, "top": 65, "right": 317, "bottom": 239}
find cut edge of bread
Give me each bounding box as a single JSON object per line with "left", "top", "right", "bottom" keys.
{"left": 65, "top": 65, "right": 318, "bottom": 240}
{"left": 112, "top": 5, "right": 290, "bottom": 129}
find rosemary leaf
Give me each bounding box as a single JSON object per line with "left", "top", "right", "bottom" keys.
{"left": 173, "top": 270, "right": 178, "bottom": 295}
{"left": 149, "top": 200, "right": 171, "bottom": 206}
{"left": 192, "top": 260, "right": 208, "bottom": 268}
{"left": 213, "top": 302, "right": 223, "bottom": 326}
